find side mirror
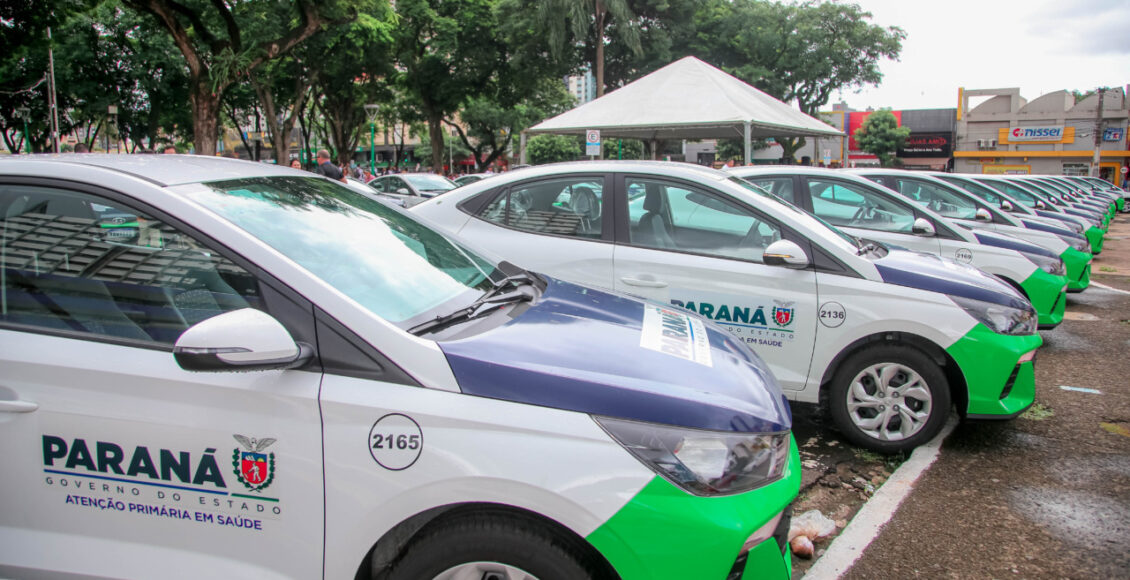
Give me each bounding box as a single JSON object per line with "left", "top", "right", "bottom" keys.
{"left": 1000, "top": 199, "right": 1014, "bottom": 212}
{"left": 173, "top": 309, "right": 313, "bottom": 372}
{"left": 763, "top": 239, "right": 809, "bottom": 269}
{"left": 1035, "top": 200, "right": 1047, "bottom": 210}
{"left": 912, "top": 217, "right": 936, "bottom": 236}
{"left": 975, "top": 207, "right": 993, "bottom": 221}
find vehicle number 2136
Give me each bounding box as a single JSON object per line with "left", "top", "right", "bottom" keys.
{"left": 818, "top": 302, "right": 846, "bottom": 328}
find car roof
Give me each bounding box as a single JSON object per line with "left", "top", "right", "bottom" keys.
{"left": 0, "top": 153, "right": 298, "bottom": 187}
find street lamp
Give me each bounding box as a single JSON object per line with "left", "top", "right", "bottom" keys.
{"left": 16, "top": 107, "right": 30, "bottom": 154}
{"left": 364, "top": 104, "right": 380, "bottom": 176}
{"left": 107, "top": 105, "right": 118, "bottom": 154}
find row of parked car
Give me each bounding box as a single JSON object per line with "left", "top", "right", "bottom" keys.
{"left": 0, "top": 154, "right": 1122, "bottom": 579}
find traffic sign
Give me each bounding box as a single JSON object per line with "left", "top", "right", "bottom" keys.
{"left": 586, "top": 129, "right": 601, "bottom": 157}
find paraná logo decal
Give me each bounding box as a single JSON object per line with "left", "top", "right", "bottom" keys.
{"left": 772, "top": 300, "right": 795, "bottom": 327}
{"left": 233, "top": 435, "right": 276, "bottom": 492}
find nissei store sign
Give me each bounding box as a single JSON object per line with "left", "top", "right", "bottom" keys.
{"left": 1008, "top": 126, "right": 1064, "bottom": 142}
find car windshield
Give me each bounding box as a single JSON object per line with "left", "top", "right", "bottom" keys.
{"left": 404, "top": 174, "right": 456, "bottom": 192}
{"left": 186, "top": 176, "right": 497, "bottom": 323}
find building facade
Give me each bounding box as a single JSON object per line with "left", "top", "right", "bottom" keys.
{"left": 953, "top": 87, "right": 1129, "bottom": 186}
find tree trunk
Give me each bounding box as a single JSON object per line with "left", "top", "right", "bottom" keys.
{"left": 428, "top": 114, "right": 445, "bottom": 175}
{"left": 594, "top": 1, "right": 606, "bottom": 98}
{"left": 777, "top": 136, "right": 805, "bottom": 164}
{"left": 191, "top": 82, "right": 221, "bottom": 155}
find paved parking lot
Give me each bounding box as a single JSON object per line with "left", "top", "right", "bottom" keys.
{"left": 801, "top": 213, "right": 1130, "bottom": 578}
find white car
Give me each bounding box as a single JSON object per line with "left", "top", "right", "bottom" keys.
{"left": 412, "top": 161, "right": 1044, "bottom": 452}
{"left": 728, "top": 166, "right": 1068, "bottom": 329}
{"left": 368, "top": 173, "right": 458, "bottom": 208}
{"left": 847, "top": 168, "right": 1093, "bottom": 293}
{"left": 0, "top": 155, "right": 799, "bottom": 579}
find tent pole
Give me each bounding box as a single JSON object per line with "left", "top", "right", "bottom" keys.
{"left": 650, "top": 139, "right": 658, "bottom": 160}
{"left": 743, "top": 122, "right": 752, "bottom": 166}
{"left": 519, "top": 131, "right": 528, "bottom": 165}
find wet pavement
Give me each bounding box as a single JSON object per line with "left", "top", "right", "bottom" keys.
{"left": 838, "top": 212, "right": 1130, "bottom": 579}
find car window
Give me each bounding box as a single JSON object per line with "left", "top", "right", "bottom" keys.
{"left": 805, "top": 178, "right": 915, "bottom": 233}
{"left": 626, "top": 178, "right": 781, "bottom": 263}
{"left": 743, "top": 177, "right": 796, "bottom": 204}
{"left": 939, "top": 176, "right": 1007, "bottom": 205}
{"left": 477, "top": 178, "right": 604, "bottom": 239}
{"left": 0, "top": 185, "right": 260, "bottom": 344}
{"left": 895, "top": 178, "right": 979, "bottom": 220}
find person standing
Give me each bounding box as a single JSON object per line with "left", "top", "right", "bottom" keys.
{"left": 314, "top": 149, "right": 343, "bottom": 181}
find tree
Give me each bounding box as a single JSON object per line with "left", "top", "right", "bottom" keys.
{"left": 526, "top": 134, "right": 581, "bottom": 164}
{"left": 853, "top": 109, "right": 908, "bottom": 167}
{"left": 685, "top": 0, "right": 904, "bottom": 162}
{"left": 503, "top": 0, "right": 642, "bottom": 97}
{"left": 121, "top": 0, "right": 355, "bottom": 155}
{"left": 306, "top": 5, "right": 394, "bottom": 166}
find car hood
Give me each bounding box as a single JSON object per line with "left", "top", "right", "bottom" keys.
{"left": 439, "top": 277, "right": 791, "bottom": 433}
{"left": 972, "top": 230, "right": 1059, "bottom": 259}
{"left": 873, "top": 249, "right": 1030, "bottom": 309}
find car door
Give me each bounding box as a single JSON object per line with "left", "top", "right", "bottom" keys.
{"left": 0, "top": 182, "right": 324, "bottom": 578}
{"left": 612, "top": 174, "right": 818, "bottom": 392}
{"left": 795, "top": 175, "right": 944, "bottom": 255}
{"left": 456, "top": 174, "right": 616, "bottom": 289}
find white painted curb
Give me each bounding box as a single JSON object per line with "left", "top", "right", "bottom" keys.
{"left": 1090, "top": 281, "right": 1130, "bottom": 295}
{"left": 802, "top": 416, "right": 958, "bottom": 580}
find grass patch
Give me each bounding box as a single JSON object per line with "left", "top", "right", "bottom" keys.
{"left": 1099, "top": 266, "right": 1117, "bottom": 273}
{"left": 1021, "top": 402, "right": 1054, "bottom": 421}
{"left": 853, "top": 448, "right": 906, "bottom": 470}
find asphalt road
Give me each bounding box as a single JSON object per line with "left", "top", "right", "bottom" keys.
{"left": 842, "top": 212, "right": 1130, "bottom": 579}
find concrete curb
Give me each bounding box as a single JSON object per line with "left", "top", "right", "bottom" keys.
{"left": 802, "top": 416, "right": 958, "bottom": 580}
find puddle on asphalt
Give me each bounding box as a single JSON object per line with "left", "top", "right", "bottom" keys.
{"left": 1010, "top": 488, "right": 1130, "bottom": 553}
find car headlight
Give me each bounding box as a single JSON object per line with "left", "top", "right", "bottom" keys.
{"left": 1024, "top": 252, "right": 1066, "bottom": 276}
{"left": 1059, "top": 235, "right": 1090, "bottom": 253}
{"left": 594, "top": 416, "right": 790, "bottom": 496}
{"left": 950, "top": 295, "right": 1037, "bottom": 335}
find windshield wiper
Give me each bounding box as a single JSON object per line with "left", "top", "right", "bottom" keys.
{"left": 856, "top": 239, "right": 886, "bottom": 257}
{"left": 408, "top": 271, "right": 539, "bottom": 336}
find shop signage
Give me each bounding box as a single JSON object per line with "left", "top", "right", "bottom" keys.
{"left": 897, "top": 132, "right": 952, "bottom": 158}
{"left": 1103, "top": 128, "right": 1125, "bottom": 142}
{"left": 1007, "top": 125, "right": 1064, "bottom": 142}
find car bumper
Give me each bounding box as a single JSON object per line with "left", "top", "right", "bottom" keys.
{"left": 1084, "top": 226, "right": 1104, "bottom": 254}
{"left": 588, "top": 435, "right": 800, "bottom": 580}
{"left": 1019, "top": 269, "right": 1067, "bottom": 329}
{"left": 1061, "top": 247, "right": 1092, "bottom": 292}
{"left": 947, "top": 324, "right": 1043, "bottom": 417}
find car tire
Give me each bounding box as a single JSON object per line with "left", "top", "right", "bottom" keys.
{"left": 386, "top": 513, "right": 599, "bottom": 580}
{"left": 828, "top": 344, "right": 950, "bottom": 454}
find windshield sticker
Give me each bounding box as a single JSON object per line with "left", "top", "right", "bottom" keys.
{"left": 955, "top": 248, "right": 974, "bottom": 263}
{"left": 40, "top": 433, "right": 282, "bottom": 532}
{"left": 640, "top": 305, "right": 713, "bottom": 367}
{"left": 369, "top": 413, "right": 423, "bottom": 471}
{"left": 818, "top": 302, "right": 846, "bottom": 328}
{"left": 671, "top": 293, "right": 798, "bottom": 349}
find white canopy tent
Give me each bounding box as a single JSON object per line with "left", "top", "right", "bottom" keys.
{"left": 525, "top": 56, "right": 842, "bottom": 164}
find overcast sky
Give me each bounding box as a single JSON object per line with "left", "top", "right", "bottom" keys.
{"left": 830, "top": 0, "right": 1130, "bottom": 111}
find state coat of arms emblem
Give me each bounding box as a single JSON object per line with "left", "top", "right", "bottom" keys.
{"left": 232, "top": 435, "right": 276, "bottom": 492}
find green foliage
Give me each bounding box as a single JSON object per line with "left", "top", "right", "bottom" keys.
{"left": 601, "top": 138, "right": 644, "bottom": 160}
{"left": 527, "top": 134, "right": 581, "bottom": 165}
{"left": 853, "top": 109, "right": 910, "bottom": 167}
{"left": 715, "top": 137, "right": 769, "bottom": 163}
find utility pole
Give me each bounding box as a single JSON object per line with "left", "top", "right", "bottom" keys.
{"left": 1092, "top": 87, "right": 1106, "bottom": 177}
{"left": 46, "top": 26, "right": 61, "bottom": 153}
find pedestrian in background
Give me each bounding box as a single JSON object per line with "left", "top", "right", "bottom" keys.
{"left": 289, "top": 158, "right": 303, "bottom": 170}
{"left": 73, "top": 143, "right": 90, "bottom": 153}
{"left": 163, "top": 145, "right": 176, "bottom": 154}
{"left": 314, "top": 149, "right": 344, "bottom": 181}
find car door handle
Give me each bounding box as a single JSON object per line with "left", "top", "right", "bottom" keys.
{"left": 620, "top": 277, "right": 668, "bottom": 288}
{"left": 0, "top": 399, "right": 39, "bottom": 413}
